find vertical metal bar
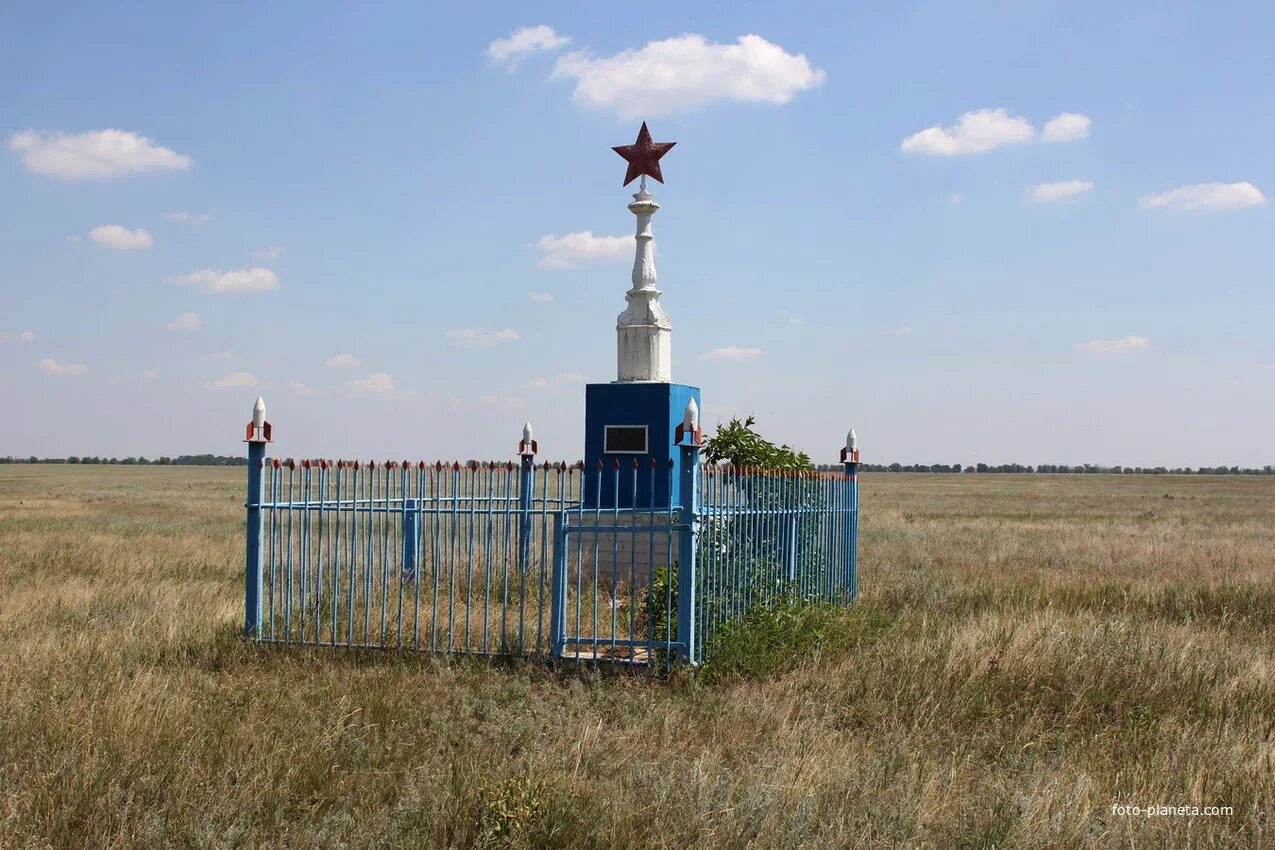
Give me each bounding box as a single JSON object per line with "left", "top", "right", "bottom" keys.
{"left": 355, "top": 463, "right": 365, "bottom": 645}
{"left": 332, "top": 463, "right": 342, "bottom": 647}
{"left": 676, "top": 443, "right": 699, "bottom": 664}
{"left": 783, "top": 472, "right": 797, "bottom": 589}
{"left": 629, "top": 459, "right": 639, "bottom": 657}
{"left": 762, "top": 468, "right": 773, "bottom": 610}
{"left": 369, "top": 463, "right": 378, "bottom": 644}
{"left": 574, "top": 466, "right": 585, "bottom": 655}
{"left": 610, "top": 460, "right": 620, "bottom": 651}
{"left": 549, "top": 511, "right": 567, "bottom": 659}
{"left": 453, "top": 466, "right": 464, "bottom": 652}
{"left": 664, "top": 459, "right": 675, "bottom": 671}
{"left": 346, "top": 464, "right": 356, "bottom": 644}
{"left": 592, "top": 462, "right": 603, "bottom": 660}
{"left": 284, "top": 462, "right": 295, "bottom": 640}
{"left": 379, "top": 464, "right": 390, "bottom": 644}
{"left": 850, "top": 465, "right": 859, "bottom": 601}
{"left": 481, "top": 464, "right": 494, "bottom": 653}
{"left": 244, "top": 442, "right": 265, "bottom": 638}
{"left": 698, "top": 461, "right": 708, "bottom": 657}
{"left": 315, "top": 462, "right": 325, "bottom": 642}
{"left": 703, "top": 463, "right": 714, "bottom": 646}
{"left": 830, "top": 473, "right": 840, "bottom": 602}
{"left": 431, "top": 463, "right": 443, "bottom": 653}
{"left": 365, "top": 463, "right": 374, "bottom": 641}
{"left": 535, "top": 463, "right": 550, "bottom": 654}
{"left": 646, "top": 458, "right": 657, "bottom": 665}
{"left": 517, "top": 454, "right": 534, "bottom": 654}
{"left": 265, "top": 462, "right": 277, "bottom": 639}
{"left": 395, "top": 463, "right": 405, "bottom": 646}
{"left": 739, "top": 467, "right": 749, "bottom": 619}
{"left": 413, "top": 463, "right": 423, "bottom": 649}
{"left": 827, "top": 473, "right": 836, "bottom": 602}
{"left": 299, "top": 463, "right": 310, "bottom": 641}
{"left": 517, "top": 453, "right": 534, "bottom": 575}
{"left": 502, "top": 462, "right": 514, "bottom": 653}
{"left": 464, "top": 463, "right": 476, "bottom": 652}
{"left": 734, "top": 466, "right": 743, "bottom": 625}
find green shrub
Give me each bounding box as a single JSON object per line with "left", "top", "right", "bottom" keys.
{"left": 703, "top": 600, "right": 889, "bottom": 682}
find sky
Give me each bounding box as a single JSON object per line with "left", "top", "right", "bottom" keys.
{"left": 2, "top": 1, "right": 1273, "bottom": 467}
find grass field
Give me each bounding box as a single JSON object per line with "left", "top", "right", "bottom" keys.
{"left": 0, "top": 465, "right": 1270, "bottom": 848}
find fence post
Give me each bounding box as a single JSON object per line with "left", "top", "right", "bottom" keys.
{"left": 783, "top": 509, "right": 798, "bottom": 586}
{"left": 549, "top": 512, "right": 566, "bottom": 659}
{"left": 517, "top": 422, "right": 538, "bottom": 576}
{"left": 244, "top": 396, "right": 272, "bottom": 638}
{"left": 840, "top": 428, "right": 860, "bottom": 603}
{"left": 675, "top": 398, "right": 703, "bottom": 664}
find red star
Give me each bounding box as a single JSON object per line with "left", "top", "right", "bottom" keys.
{"left": 612, "top": 122, "right": 676, "bottom": 186}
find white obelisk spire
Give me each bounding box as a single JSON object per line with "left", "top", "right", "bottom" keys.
{"left": 616, "top": 174, "right": 673, "bottom": 382}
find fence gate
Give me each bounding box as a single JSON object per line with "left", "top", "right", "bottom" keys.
{"left": 244, "top": 436, "right": 859, "bottom": 668}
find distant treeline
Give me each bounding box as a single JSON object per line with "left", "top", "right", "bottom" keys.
{"left": 816, "top": 462, "right": 1275, "bottom": 475}
{"left": 0, "top": 455, "right": 247, "bottom": 466}
{"left": 2, "top": 456, "right": 1272, "bottom": 475}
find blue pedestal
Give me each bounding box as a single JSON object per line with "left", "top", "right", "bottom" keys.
{"left": 583, "top": 382, "right": 701, "bottom": 509}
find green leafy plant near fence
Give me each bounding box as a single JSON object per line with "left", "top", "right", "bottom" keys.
{"left": 655, "top": 417, "right": 853, "bottom": 668}
{"left": 702, "top": 415, "right": 813, "bottom": 471}
{"left": 703, "top": 599, "right": 891, "bottom": 682}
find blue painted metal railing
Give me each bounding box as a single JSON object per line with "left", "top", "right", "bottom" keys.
{"left": 245, "top": 448, "right": 859, "bottom": 667}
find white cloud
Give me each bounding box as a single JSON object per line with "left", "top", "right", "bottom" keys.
{"left": 948, "top": 193, "right": 964, "bottom": 205}
{"left": 165, "top": 209, "right": 217, "bottom": 224}
{"left": 777, "top": 311, "right": 804, "bottom": 326}
{"left": 66, "top": 234, "right": 81, "bottom": 243}
{"left": 1030, "top": 179, "right": 1095, "bottom": 203}
{"left": 255, "top": 245, "right": 284, "bottom": 260}
{"left": 38, "top": 358, "right": 87, "bottom": 375}
{"left": 701, "top": 346, "right": 762, "bottom": 362}
{"left": 876, "top": 326, "right": 913, "bottom": 336}
{"left": 89, "top": 224, "right": 153, "bottom": 250}
{"left": 352, "top": 373, "right": 394, "bottom": 395}
{"left": 290, "top": 381, "right": 314, "bottom": 396}
{"left": 206, "top": 371, "right": 261, "bottom": 390}
{"left": 325, "top": 353, "right": 359, "bottom": 368}
{"left": 1077, "top": 336, "right": 1149, "bottom": 354}
{"left": 8, "top": 129, "right": 191, "bottom": 179}
{"left": 1041, "top": 112, "right": 1092, "bottom": 142}
{"left": 487, "top": 25, "right": 571, "bottom": 66}
{"left": 902, "top": 109, "right": 1091, "bottom": 155}
{"left": 1139, "top": 182, "right": 1266, "bottom": 212}
{"left": 551, "top": 34, "right": 825, "bottom": 119}
{"left": 529, "top": 291, "right": 554, "bottom": 302}
{"left": 172, "top": 267, "right": 279, "bottom": 294}
{"left": 167, "top": 311, "right": 200, "bottom": 332}
{"left": 902, "top": 108, "right": 1035, "bottom": 155}
{"left": 209, "top": 350, "right": 235, "bottom": 361}
{"left": 523, "top": 377, "right": 554, "bottom": 391}
{"left": 20, "top": 330, "right": 34, "bottom": 342}
{"left": 445, "top": 328, "right": 521, "bottom": 347}
{"left": 563, "top": 371, "right": 588, "bottom": 383}
{"left": 536, "top": 231, "right": 630, "bottom": 269}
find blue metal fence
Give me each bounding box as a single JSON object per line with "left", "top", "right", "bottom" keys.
{"left": 244, "top": 434, "right": 859, "bottom": 667}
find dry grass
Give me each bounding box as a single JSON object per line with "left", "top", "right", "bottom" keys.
{"left": 0, "top": 465, "right": 1271, "bottom": 848}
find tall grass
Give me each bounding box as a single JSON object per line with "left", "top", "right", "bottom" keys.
{"left": 0, "top": 465, "right": 1270, "bottom": 847}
